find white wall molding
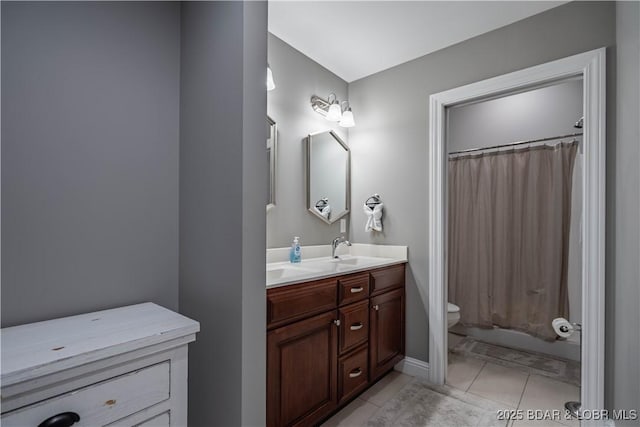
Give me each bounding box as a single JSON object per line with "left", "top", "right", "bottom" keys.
{"left": 395, "top": 357, "right": 430, "bottom": 379}
{"left": 427, "top": 48, "right": 606, "bottom": 414}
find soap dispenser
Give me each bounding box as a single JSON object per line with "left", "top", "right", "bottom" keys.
{"left": 290, "top": 236, "right": 302, "bottom": 263}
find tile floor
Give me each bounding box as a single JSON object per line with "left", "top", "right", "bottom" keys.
{"left": 449, "top": 335, "right": 580, "bottom": 387}
{"left": 322, "top": 371, "right": 413, "bottom": 427}
{"left": 322, "top": 352, "right": 579, "bottom": 426}
{"left": 447, "top": 353, "right": 580, "bottom": 427}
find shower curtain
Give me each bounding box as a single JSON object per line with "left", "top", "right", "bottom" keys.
{"left": 448, "top": 142, "right": 578, "bottom": 340}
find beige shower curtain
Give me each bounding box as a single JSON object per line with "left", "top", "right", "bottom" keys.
{"left": 448, "top": 142, "right": 578, "bottom": 340}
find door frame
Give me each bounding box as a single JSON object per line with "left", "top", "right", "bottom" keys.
{"left": 427, "top": 48, "right": 606, "bottom": 413}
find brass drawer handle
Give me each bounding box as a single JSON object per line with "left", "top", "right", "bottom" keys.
{"left": 349, "top": 368, "right": 362, "bottom": 378}
{"left": 350, "top": 323, "right": 364, "bottom": 331}
{"left": 350, "top": 287, "right": 364, "bottom": 293}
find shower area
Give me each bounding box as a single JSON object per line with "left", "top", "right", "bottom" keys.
{"left": 445, "top": 79, "right": 583, "bottom": 403}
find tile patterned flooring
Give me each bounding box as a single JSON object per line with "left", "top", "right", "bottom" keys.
{"left": 450, "top": 336, "right": 580, "bottom": 387}
{"left": 322, "top": 341, "right": 580, "bottom": 427}
{"left": 322, "top": 372, "right": 414, "bottom": 427}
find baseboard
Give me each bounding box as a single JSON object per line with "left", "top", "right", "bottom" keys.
{"left": 394, "top": 356, "right": 429, "bottom": 379}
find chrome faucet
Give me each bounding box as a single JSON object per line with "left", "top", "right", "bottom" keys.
{"left": 331, "top": 236, "right": 351, "bottom": 259}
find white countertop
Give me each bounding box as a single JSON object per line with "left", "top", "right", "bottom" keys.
{"left": 266, "top": 244, "right": 408, "bottom": 288}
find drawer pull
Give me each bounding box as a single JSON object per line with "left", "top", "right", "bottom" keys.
{"left": 350, "top": 323, "right": 364, "bottom": 331}
{"left": 333, "top": 319, "right": 341, "bottom": 327}
{"left": 350, "top": 287, "right": 364, "bottom": 293}
{"left": 38, "top": 412, "right": 80, "bottom": 427}
{"left": 349, "top": 368, "right": 363, "bottom": 378}
{"left": 373, "top": 304, "right": 379, "bottom": 311}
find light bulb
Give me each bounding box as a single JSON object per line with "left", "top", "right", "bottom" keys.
{"left": 326, "top": 101, "right": 342, "bottom": 121}
{"left": 339, "top": 109, "right": 355, "bottom": 127}
{"left": 267, "top": 65, "right": 276, "bottom": 91}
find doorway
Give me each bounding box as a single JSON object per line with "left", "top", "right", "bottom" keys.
{"left": 427, "top": 48, "right": 606, "bottom": 414}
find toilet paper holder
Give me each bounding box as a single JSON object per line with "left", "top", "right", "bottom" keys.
{"left": 552, "top": 317, "right": 582, "bottom": 338}
{"left": 558, "top": 321, "right": 581, "bottom": 334}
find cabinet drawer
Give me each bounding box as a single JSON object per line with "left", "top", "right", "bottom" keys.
{"left": 370, "top": 264, "right": 405, "bottom": 295}
{"left": 267, "top": 278, "right": 337, "bottom": 329}
{"left": 338, "top": 300, "right": 369, "bottom": 355}
{"left": 338, "top": 346, "right": 369, "bottom": 404}
{"left": 338, "top": 273, "right": 369, "bottom": 306}
{"left": 2, "top": 361, "right": 170, "bottom": 427}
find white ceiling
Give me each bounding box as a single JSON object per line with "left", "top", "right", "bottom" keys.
{"left": 269, "top": 1, "right": 567, "bottom": 82}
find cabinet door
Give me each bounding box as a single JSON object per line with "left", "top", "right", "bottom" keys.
{"left": 267, "top": 311, "right": 338, "bottom": 427}
{"left": 369, "top": 288, "right": 405, "bottom": 381}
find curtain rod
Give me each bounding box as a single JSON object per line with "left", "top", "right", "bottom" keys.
{"left": 448, "top": 132, "right": 583, "bottom": 156}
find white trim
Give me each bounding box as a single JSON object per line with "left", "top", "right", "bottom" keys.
{"left": 395, "top": 357, "right": 430, "bottom": 379}
{"left": 427, "top": 48, "right": 606, "bottom": 415}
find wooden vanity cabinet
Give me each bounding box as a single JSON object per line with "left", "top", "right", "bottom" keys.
{"left": 266, "top": 263, "right": 406, "bottom": 427}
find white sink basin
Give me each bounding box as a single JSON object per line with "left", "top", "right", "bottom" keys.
{"left": 266, "top": 265, "right": 321, "bottom": 281}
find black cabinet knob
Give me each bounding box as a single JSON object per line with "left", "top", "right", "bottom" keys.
{"left": 38, "top": 412, "right": 80, "bottom": 427}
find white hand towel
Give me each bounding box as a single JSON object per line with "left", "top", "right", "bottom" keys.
{"left": 364, "top": 202, "right": 383, "bottom": 232}
{"left": 315, "top": 204, "right": 331, "bottom": 219}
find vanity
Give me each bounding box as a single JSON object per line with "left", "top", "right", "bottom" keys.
{"left": 266, "top": 246, "right": 407, "bottom": 427}
{"left": 0, "top": 303, "right": 199, "bottom": 427}
{"left": 265, "top": 104, "right": 406, "bottom": 425}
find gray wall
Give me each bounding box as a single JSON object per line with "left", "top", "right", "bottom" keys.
{"left": 447, "top": 79, "right": 583, "bottom": 152}
{"left": 267, "top": 34, "right": 349, "bottom": 248}
{"left": 607, "top": 1, "right": 640, "bottom": 422}
{"left": 241, "top": 3, "right": 268, "bottom": 425}
{"left": 348, "top": 1, "right": 616, "bottom": 375}
{"left": 448, "top": 79, "right": 583, "bottom": 330}
{"left": 179, "top": 2, "right": 266, "bottom": 426}
{"left": 1, "top": 2, "right": 180, "bottom": 326}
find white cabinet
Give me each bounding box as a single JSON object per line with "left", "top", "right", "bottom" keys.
{"left": 1, "top": 303, "right": 199, "bottom": 427}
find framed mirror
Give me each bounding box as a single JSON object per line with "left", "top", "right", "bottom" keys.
{"left": 267, "top": 116, "right": 277, "bottom": 210}
{"left": 306, "top": 130, "right": 350, "bottom": 224}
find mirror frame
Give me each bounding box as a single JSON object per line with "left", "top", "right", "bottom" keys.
{"left": 306, "top": 130, "right": 351, "bottom": 224}
{"left": 267, "top": 115, "right": 277, "bottom": 211}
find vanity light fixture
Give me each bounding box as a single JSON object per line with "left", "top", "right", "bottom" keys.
{"left": 310, "top": 93, "right": 356, "bottom": 127}
{"left": 267, "top": 63, "right": 276, "bottom": 91}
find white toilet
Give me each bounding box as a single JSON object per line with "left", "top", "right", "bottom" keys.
{"left": 447, "top": 303, "right": 461, "bottom": 328}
